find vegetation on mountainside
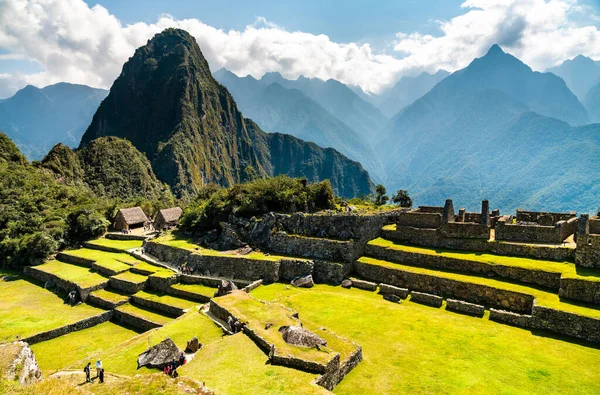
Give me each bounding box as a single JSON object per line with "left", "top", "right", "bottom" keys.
{"left": 391, "top": 189, "right": 412, "bottom": 207}
{"left": 180, "top": 175, "right": 335, "bottom": 232}
{"left": 80, "top": 28, "right": 374, "bottom": 198}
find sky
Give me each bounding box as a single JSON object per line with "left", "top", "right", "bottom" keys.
{"left": 1, "top": 0, "right": 600, "bottom": 98}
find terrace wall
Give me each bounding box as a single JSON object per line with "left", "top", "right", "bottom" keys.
{"left": 558, "top": 277, "right": 600, "bottom": 304}
{"left": 531, "top": 304, "right": 600, "bottom": 344}
{"left": 396, "top": 212, "right": 442, "bottom": 229}
{"left": 23, "top": 266, "right": 108, "bottom": 302}
{"left": 439, "top": 223, "right": 490, "bottom": 239}
{"left": 353, "top": 260, "right": 534, "bottom": 313}
{"left": 22, "top": 311, "right": 113, "bottom": 345}
{"left": 268, "top": 233, "right": 360, "bottom": 263}
{"left": 495, "top": 217, "right": 577, "bottom": 244}
{"left": 588, "top": 218, "right": 600, "bottom": 235}
{"left": 516, "top": 210, "right": 576, "bottom": 224}
{"left": 575, "top": 234, "right": 600, "bottom": 269}
{"left": 130, "top": 295, "right": 185, "bottom": 317}
{"left": 112, "top": 309, "right": 162, "bottom": 332}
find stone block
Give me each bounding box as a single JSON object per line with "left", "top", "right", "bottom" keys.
{"left": 350, "top": 279, "right": 377, "bottom": 292}
{"left": 410, "top": 291, "right": 443, "bottom": 307}
{"left": 378, "top": 283, "right": 408, "bottom": 299}
{"left": 446, "top": 299, "right": 484, "bottom": 317}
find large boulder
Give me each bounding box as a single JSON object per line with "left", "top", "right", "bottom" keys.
{"left": 291, "top": 275, "right": 314, "bottom": 288}
{"left": 214, "top": 280, "right": 238, "bottom": 297}
{"left": 279, "top": 326, "right": 327, "bottom": 348}
{"left": 185, "top": 337, "right": 201, "bottom": 353}
{"left": 137, "top": 338, "right": 180, "bottom": 369}
{"left": 0, "top": 342, "right": 42, "bottom": 385}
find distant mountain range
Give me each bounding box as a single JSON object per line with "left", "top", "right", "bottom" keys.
{"left": 0, "top": 83, "right": 107, "bottom": 160}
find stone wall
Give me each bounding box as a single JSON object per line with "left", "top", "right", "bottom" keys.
{"left": 112, "top": 308, "right": 162, "bottom": 331}
{"left": 364, "top": 243, "right": 562, "bottom": 290}
{"left": 516, "top": 209, "right": 576, "bottom": 224}
{"left": 130, "top": 295, "right": 185, "bottom": 317}
{"left": 23, "top": 266, "right": 108, "bottom": 302}
{"left": 87, "top": 292, "right": 128, "bottom": 310}
{"left": 396, "top": 212, "right": 442, "bottom": 229}
{"left": 489, "top": 308, "right": 533, "bottom": 328}
{"left": 177, "top": 274, "right": 250, "bottom": 288}
{"left": 106, "top": 233, "right": 148, "bottom": 241}
{"left": 446, "top": 299, "right": 485, "bottom": 317}
{"left": 495, "top": 220, "right": 563, "bottom": 243}
{"left": 145, "top": 242, "right": 281, "bottom": 282}
{"left": 22, "top": 311, "right": 113, "bottom": 345}
{"left": 575, "top": 234, "right": 600, "bottom": 269}
{"left": 313, "top": 261, "right": 352, "bottom": 284}
{"left": 439, "top": 223, "right": 489, "bottom": 239}
{"left": 268, "top": 233, "right": 360, "bottom": 263}
{"left": 558, "top": 277, "right": 600, "bottom": 304}
{"left": 145, "top": 274, "right": 178, "bottom": 293}
{"left": 109, "top": 277, "right": 146, "bottom": 294}
{"left": 353, "top": 260, "right": 534, "bottom": 313}
{"left": 531, "top": 303, "right": 600, "bottom": 344}
{"left": 83, "top": 242, "right": 125, "bottom": 254}
{"left": 55, "top": 253, "right": 94, "bottom": 267}
{"left": 278, "top": 259, "right": 315, "bottom": 282}
{"left": 589, "top": 218, "right": 600, "bottom": 234}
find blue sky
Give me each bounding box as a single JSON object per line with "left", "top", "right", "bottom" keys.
{"left": 2, "top": 0, "right": 600, "bottom": 97}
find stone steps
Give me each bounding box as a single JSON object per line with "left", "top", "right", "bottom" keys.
{"left": 109, "top": 272, "right": 148, "bottom": 294}
{"left": 130, "top": 291, "right": 197, "bottom": 318}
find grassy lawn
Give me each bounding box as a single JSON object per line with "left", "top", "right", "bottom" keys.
{"left": 133, "top": 291, "right": 198, "bottom": 310}
{"left": 70, "top": 310, "right": 224, "bottom": 376}
{"left": 65, "top": 248, "right": 139, "bottom": 264}
{"left": 216, "top": 292, "right": 355, "bottom": 365}
{"left": 180, "top": 333, "right": 328, "bottom": 395}
{"left": 154, "top": 232, "right": 300, "bottom": 261}
{"left": 171, "top": 283, "right": 216, "bottom": 298}
{"left": 369, "top": 237, "right": 600, "bottom": 281}
{"left": 358, "top": 256, "right": 600, "bottom": 319}
{"left": 111, "top": 271, "right": 147, "bottom": 284}
{"left": 116, "top": 304, "right": 172, "bottom": 325}
{"left": 31, "top": 260, "right": 108, "bottom": 289}
{"left": 132, "top": 261, "right": 174, "bottom": 277}
{"left": 89, "top": 289, "right": 130, "bottom": 304}
{"left": 30, "top": 322, "right": 140, "bottom": 372}
{"left": 0, "top": 273, "right": 104, "bottom": 342}
{"left": 251, "top": 284, "right": 600, "bottom": 395}
{"left": 87, "top": 238, "right": 144, "bottom": 251}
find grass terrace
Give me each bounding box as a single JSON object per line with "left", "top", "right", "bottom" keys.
{"left": 32, "top": 260, "right": 108, "bottom": 289}
{"left": 115, "top": 304, "right": 172, "bottom": 326}
{"left": 86, "top": 238, "right": 144, "bottom": 251}
{"left": 369, "top": 238, "right": 600, "bottom": 281}
{"left": 357, "top": 256, "right": 600, "bottom": 319}
{"left": 153, "top": 231, "right": 300, "bottom": 261}
{"left": 0, "top": 271, "right": 104, "bottom": 342}
{"left": 215, "top": 291, "right": 356, "bottom": 365}
{"left": 89, "top": 288, "right": 130, "bottom": 305}
{"left": 110, "top": 271, "right": 148, "bottom": 284}
{"left": 170, "top": 283, "right": 216, "bottom": 299}
{"left": 180, "top": 333, "right": 328, "bottom": 395}
{"left": 251, "top": 284, "right": 600, "bottom": 395}
{"left": 133, "top": 290, "right": 198, "bottom": 310}
{"left": 132, "top": 261, "right": 174, "bottom": 276}
{"left": 64, "top": 248, "right": 138, "bottom": 265}
{"left": 71, "top": 310, "right": 224, "bottom": 376}
{"left": 30, "top": 322, "right": 140, "bottom": 372}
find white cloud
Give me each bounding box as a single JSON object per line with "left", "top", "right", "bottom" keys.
{"left": 0, "top": 0, "right": 599, "bottom": 98}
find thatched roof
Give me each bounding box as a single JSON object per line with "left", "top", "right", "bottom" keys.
{"left": 117, "top": 207, "right": 149, "bottom": 225}
{"left": 157, "top": 207, "right": 183, "bottom": 223}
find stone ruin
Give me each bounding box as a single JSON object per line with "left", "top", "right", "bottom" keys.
{"left": 495, "top": 209, "right": 578, "bottom": 244}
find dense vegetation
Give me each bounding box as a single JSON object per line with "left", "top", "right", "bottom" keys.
{"left": 180, "top": 175, "right": 335, "bottom": 232}
{"left": 80, "top": 28, "right": 373, "bottom": 198}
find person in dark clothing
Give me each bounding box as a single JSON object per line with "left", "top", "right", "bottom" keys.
{"left": 179, "top": 352, "right": 186, "bottom": 366}
{"left": 84, "top": 362, "right": 91, "bottom": 383}
{"left": 98, "top": 368, "right": 104, "bottom": 383}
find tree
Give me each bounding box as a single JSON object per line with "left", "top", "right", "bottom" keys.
{"left": 374, "top": 184, "right": 389, "bottom": 206}
{"left": 392, "top": 189, "right": 413, "bottom": 208}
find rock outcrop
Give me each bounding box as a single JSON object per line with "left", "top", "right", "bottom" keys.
{"left": 279, "top": 326, "right": 327, "bottom": 348}
{"left": 214, "top": 280, "right": 239, "bottom": 297}
{"left": 137, "top": 338, "right": 181, "bottom": 369}
{"left": 0, "top": 342, "right": 42, "bottom": 385}
{"left": 291, "top": 275, "right": 314, "bottom": 288}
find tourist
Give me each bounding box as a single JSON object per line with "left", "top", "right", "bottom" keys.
{"left": 179, "top": 352, "right": 186, "bottom": 366}
{"left": 95, "top": 359, "right": 102, "bottom": 378}
{"left": 164, "top": 364, "right": 171, "bottom": 376}
{"left": 99, "top": 368, "right": 104, "bottom": 383}
{"left": 227, "top": 316, "right": 234, "bottom": 331}
{"left": 84, "top": 362, "right": 91, "bottom": 383}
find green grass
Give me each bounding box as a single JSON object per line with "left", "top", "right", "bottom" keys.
{"left": 89, "top": 289, "right": 130, "bottom": 304}
{"left": 133, "top": 291, "right": 198, "bottom": 310}
{"left": 153, "top": 232, "right": 299, "bottom": 261}
{"left": 116, "top": 304, "right": 172, "bottom": 325}
{"left": 70, "top": 310, "right": 224, "bottom": 376}
{"left": 110, "top": 271, "right": 147, "bottom": 284}
{"left": 180, "top": 333, "right": 328, "bottom": 395}
{"left": 215, "top": 292, "right": 356, "bottom": 365}
{"left": 33, "top": 260, "right": 108, "bottom": 288}
{"left": 170, "top": 283, "right": 216, "bottom": 298}
{"left": 30, "top": 322, "right": 140, "bottom": 372}
{"left": 369, "top": 237, "right": 600, "bottom": 281}
{"left": 251, "top": 283, "right": 600, "bottom": 395}
{"left": 357, "top": 256, "right": 600, "bottom": 319}
{"left": 65, "top": 248, "right": 138, "bottom": 265}
{"left": 132, "top": 261, "right": 173, "bottom": 277}
{"left": 0, "top": 273, "right": 104, "bottom": 342}
{"left": 87, "top": 238, "right": 144, "bottom": 251}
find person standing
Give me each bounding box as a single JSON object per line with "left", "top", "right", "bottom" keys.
{"left": 96, "top": 359, "right": 102, "bottom": 378}
{"left": 99, "top": 368, "right": 105, "bottom": 383}
{"left": 84, "top": 362, "right": 91, "bottom": 383}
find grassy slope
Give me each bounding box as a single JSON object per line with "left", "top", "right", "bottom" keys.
{"left": 88, "top": 289, "right": 130, "bottom": 304}
{"left": 180, "top": 333, "right": 328, "bottom": 395}
{"left": 69, "top": 310, "right": 223, "bottom": 376}
{"left": 170, "top": 283, "right": 216, "bottom": 298}
{"left": 133, "top": 291, "right": 198, "bottom": 310}
{"left": 358, "top": 256, "right": 600, "bottom": 319}
{"left": 65, "top": 248, "right": 138, "bottom": 264}
{"left": 31, "top": 322, "right": 139, "bottom": 372}
{"left": 370, "top": 237, "right": 600, "bottom": 281}
{"left": 251, "top": 284, "right": 600, "bottom": 395}
{"left": 110, "top": 271, "right": 147, "bottom": 284}
{"left": 115, "top": 304, "right": 172, "bottom": 325}
{"left": 33, "top": 260, "right": 108, "bottom": 288}
{"left": 86, "top": 238, "right": 144, "bottom": 251}
{"left": 0, "top": 273, "right": 104, "bottom": 342}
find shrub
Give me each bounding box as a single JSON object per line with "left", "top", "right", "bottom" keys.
{"left": 392, "top": 189, "right": 413, "bottom": 208}
{"left": 374, "top": 184, "right": 389, "bottom": 206}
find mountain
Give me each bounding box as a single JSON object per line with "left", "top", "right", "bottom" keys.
{"left": 0, "top": 130, "right": 27, "bottom": 165}
{"left": 584, "top": 81, "right": 600, "bottom": 122}
{"left": 80, "top": 28, "right": 373, "bottom": 198}
{"left": 379, "top": 44, "right": 596, "bottom": 212}
{"left": 42, "top": 137, "right": 170, "bottom": 200}
{"left": 373, "top": 70, "right": 450, "bottom": 117}
{"left": 547, "top": 55, "right": 600, "bottom": 102}
{"left": 214, "top": 70, "right": 384, "bottom": 182}
{"left": 0, "top": 83, "right": 107, "bottom": 160}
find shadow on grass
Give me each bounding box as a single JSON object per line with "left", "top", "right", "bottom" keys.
{"left": 529, "top": 328, "right": 600, "bottom": 350}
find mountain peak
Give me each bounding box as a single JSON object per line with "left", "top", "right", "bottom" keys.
{"left": 486, "top": 44, "right": 505, "bottom": 56}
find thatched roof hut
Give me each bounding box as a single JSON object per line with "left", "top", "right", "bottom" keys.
{"left": 113, "top": 207, "right": 149, "bottom": 230}
{"left": 154, "top": 207, "right": 183, "bottom": 230}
